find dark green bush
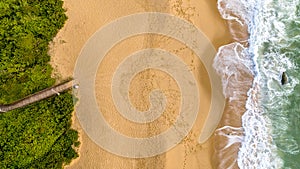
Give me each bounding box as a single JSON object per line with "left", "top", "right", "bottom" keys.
{"left": 0, "top": 0, "right": 79, "bottom": 168}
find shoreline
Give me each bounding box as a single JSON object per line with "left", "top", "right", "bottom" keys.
{"left": 213, "top": 0, "right": 254, "bottom": 168}
{"left": 216, "top": 0, "right": 300, "bottom": 168}
{"left": 49, "top": 0, "right": 233, "bottom": 168}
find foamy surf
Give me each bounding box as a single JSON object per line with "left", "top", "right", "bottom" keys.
{"left": 214, "top": 0, "right": 300, "bottom": 168}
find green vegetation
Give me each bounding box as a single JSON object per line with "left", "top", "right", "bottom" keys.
{"left": 0, "top": 0, "right": 67, "bottom": 104}
{"left": 0, "top": 0, "right": 79, "bottom": 168}
{"left": 0, "top": 93, "right": 79, "bottom": 168}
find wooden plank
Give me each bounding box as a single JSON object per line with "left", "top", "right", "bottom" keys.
{"left": 0, "top": 80, "right": 75, "bottom": 113}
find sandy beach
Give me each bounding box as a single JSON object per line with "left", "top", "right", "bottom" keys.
{"left": 49, "top": 0, "right": 233, "bottom": 168}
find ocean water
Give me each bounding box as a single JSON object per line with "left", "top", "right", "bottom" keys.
{"left": 215, "top": 0, "right": 300, "bottom": 168}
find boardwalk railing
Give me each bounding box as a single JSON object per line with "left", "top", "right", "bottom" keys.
{"left": 0, "top": 80, "right": 75, "bottom": 113}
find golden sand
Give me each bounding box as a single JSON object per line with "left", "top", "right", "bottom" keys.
{"left": 49, "top": 0, "right": 233, "bottom": 168}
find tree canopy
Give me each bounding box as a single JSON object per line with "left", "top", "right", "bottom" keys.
{"left": 0, "top": 0, "right": 79, "bottom": 168}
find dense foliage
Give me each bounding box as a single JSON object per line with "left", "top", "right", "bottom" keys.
{"left": 0, "top": 0, "right": 67, "bottom": 104}
{"left": 0, "top": 0, "right": 79, "bottom": 168}
{"left": 0, "top": 93, "right": 79, "bottom": 168}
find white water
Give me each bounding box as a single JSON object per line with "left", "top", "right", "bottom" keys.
{"left": 213, "top": 0, "right": 300, "bottom": 168}
{"left": 213, "top": 42, "right": 255, "bottom": 168}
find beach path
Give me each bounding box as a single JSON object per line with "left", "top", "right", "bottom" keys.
{"left": 0, "top": 80, "right": 74, "bottom": 113}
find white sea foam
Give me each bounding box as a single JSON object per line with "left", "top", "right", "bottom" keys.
{"left": 213, "top": 42, "right": 254, "bottom": 102}
{"left": 213, "top": 42, "right": 254, "bottom": 168}
{"left": 214, "top": 0, "right": 300, "bottom": 168}
{"left": 217, "top": 0, "right": 256, "bottom": 42}
{"left": 249, "top": 0, "right": 300, "bottom": 158}
{"left": 238, "top": 80, "right": 284, "bottom": 169}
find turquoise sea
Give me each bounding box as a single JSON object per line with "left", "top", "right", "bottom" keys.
{"left": 216, "top": 0, "right": 300, "bottom": 168}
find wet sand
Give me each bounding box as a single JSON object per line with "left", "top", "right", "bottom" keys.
{"left": 49, "top": 0, "right": 232, "bottom": 168}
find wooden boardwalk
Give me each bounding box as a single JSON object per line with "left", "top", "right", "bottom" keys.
{"left": 0, "top": 80, "right": 75, "bottom": 113}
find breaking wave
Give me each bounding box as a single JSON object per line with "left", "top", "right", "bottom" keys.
{"left": 214, "top": 0, "right": 300, "bottom": 168}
